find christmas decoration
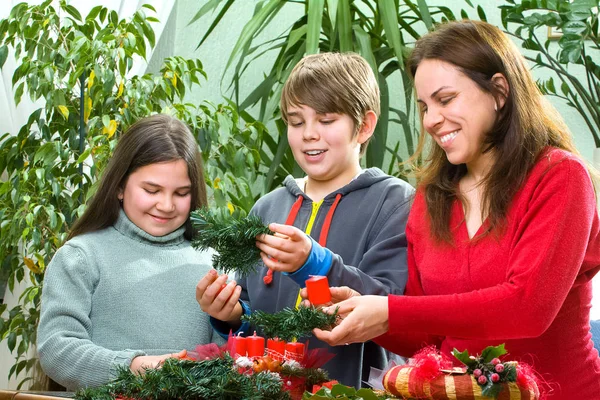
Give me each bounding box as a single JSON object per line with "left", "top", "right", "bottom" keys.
{"left": 74, "top": 344, "right": 332, "bottom": 400}
{"left": 241, "top": 305, "right": 338, "bottom": 342}
{"left": 305, "top": 275, "right": 332, "bottom": 305}
{"left": 382, "top": 345, "right": 540, "bottom": 400}
{"left": 75, "top": 355, "right": 291, "bottom": 400}
{"left": 190, "top": 208, "right": 271, "bottom": 276}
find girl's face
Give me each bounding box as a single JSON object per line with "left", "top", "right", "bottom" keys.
{"left": 414, "top": 59, "right": 498, "bottom": 173}
{"left": 118, "top": 159, "right": 192, "bottom": 237}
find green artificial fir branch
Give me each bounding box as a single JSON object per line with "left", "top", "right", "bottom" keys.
{"left": 190, "top": 208, "right": 272, "bottom": 276}
{"left": 75, "top": 356, "right": 292, "bottom": 400}
{"left": 242, "top": 305, "right": 339, "bottom": 342}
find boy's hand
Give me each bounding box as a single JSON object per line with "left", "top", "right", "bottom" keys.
{"left": 256, "top": 223, "right": 311, "bottom": 273}
{"left": 196, "top": 269, "right": 243, "bottom": 323}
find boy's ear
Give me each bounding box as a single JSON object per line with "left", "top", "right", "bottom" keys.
{"left": 357, "top": 110, "right": 377, "bottom": 144}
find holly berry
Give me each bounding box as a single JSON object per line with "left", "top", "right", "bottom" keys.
{"left": 491, "top": 358, "right": 501, "bottom": 365}
{"left": 495, "top": 363, "right": 505, "bottom": 373}
{"left": 478, "top": 375, "right": 488, "bottom": 385}
{"left": 491, "top": 373, "right": 500, "bottom": 383}
{"left": 473, "top": 368, "right": 483, "bottom": 377}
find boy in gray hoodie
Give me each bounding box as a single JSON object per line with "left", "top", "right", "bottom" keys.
{"left": 196, "top": 52, "right": 414, "bottom": 388}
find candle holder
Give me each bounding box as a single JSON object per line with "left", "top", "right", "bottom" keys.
{"left": 305, "top": 275, "right": 331, "bottom": 305}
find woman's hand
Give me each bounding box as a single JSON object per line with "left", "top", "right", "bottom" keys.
{"left": 196, "top": 269, "right": 242, "bottom": 323}
{"left": 130, "top": 350, "right": 186, "bottom": 374}
{"left": 313, "top": 295, "right": 389, "bottom": 346}
{"left": 256, "top": 223, "right": 312, "bottom": 273}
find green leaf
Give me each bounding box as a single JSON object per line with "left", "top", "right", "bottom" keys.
{"left": 64, "top": 5, "right": 82, "bottom": 21}
{"left": 481, "top": 343, "right": 507, "bottom": 363}
{"left": 452, "top": 348, "right": 478, "bottom": 368}
{"left": 337, "top": 0, "right": 352, "bottom": 52}
{"left": 223, "top": 0, "right": 283, "bottom": 75}
{"left": 0, "top": 45, "right": 8, "bottom": 69}
{"left": 477, "top": 5, "right": 487, "bottom": 22}
{"left": 378, "top": 0, "right": 404, "bottom": 66}
{"left": 189, "top": 0, "right": 223, "bottom": 26}
{"left": 353, "top": 25, "right": 377, "bottom": 74}
{"left": 86, "top": 5, "right": 103, "bottom": 21}
{"left": 417, "top": 0, "right": 433, "bottom": 31}
{"left": 562, "top": 20, "right": 587, "bottom": 35}
{"left": 306, "top": 0, "right": 325, "bottom": 55}
{"left": 141, "top": 3, "right": 157, "bottom": 12}
{"left": 326, "top": 0, "right": 339, "bottom": 28}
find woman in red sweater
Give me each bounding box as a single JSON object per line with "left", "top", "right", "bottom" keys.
{"left": 312, "top": 20, "right": 600, "bottom": 399}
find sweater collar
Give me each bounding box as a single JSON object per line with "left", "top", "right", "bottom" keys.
{"left": 113, "top": 209, "right": 186, "bottom": 246}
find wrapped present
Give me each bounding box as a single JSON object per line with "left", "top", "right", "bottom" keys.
{"left": 382, "top": 345, "right": 540, "bottom": 400}
{"left": 383, "top": 365, "right": 539, "bottom": 400}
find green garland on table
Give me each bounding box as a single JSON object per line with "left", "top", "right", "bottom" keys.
{"left": 190, "top": 208, "right": 272, "bottom": 276}
{"left": 75, "top": 355, "right": 291, "bottom": 400}
{"left": 242, "top": 305, "right": 338, "bottom": 342}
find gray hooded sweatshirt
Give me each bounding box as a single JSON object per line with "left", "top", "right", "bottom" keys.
{"left": 224, "top": 168, "right": 414, "bottom": 388}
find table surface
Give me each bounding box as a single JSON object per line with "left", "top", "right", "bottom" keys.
{"left": 0, "top": 390, "right": 74, "bottom": 400}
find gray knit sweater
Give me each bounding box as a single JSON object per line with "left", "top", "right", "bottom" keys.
{"left": 37, "top": 210, "right": 224, "bottom": 390}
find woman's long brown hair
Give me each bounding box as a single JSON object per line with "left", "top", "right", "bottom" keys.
{"left": 68, "top": 114, "right": 207, "bottom": 241}
{"left": 407, "top": 20, "right": 580, "bottom": 243}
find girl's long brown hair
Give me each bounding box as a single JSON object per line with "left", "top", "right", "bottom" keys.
{"left": 68, "top": 114, "right": 207, "bottom": 241}
{"left": 407, "top": 20, "right": 579, "bottom": 243}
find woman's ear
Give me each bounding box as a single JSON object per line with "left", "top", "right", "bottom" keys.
{"left": 357, "top": 110, "right": 378, "bottom": 144}
{"left": 491, "top": 73, "right": 509, "bottom": 110}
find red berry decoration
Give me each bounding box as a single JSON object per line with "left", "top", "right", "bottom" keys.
{"left": 495, "top": 363, "right": 504, "bottom": 373}
{"left": 491, "top": 373, "right": 500, "bottom": 383}
{"left": 478, "top": 375, "right": 488, "bottom": 385}
{"left": 491, "top": 358, "right": 501, "bottom": 365}
{"left": 473, "top": 368, "right": 483, "bottom": 377}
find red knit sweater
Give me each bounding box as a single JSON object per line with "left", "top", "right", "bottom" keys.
{"left": 376, "top": 149, "right": 600, "bottom": 399}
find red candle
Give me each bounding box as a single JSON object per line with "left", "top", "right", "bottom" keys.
{"left": 284, "top": 341, "right": 305, "bottom": 363}
{"left": 231, "top": 333, "right": 247, "bottom": 357}
{"left": 246, "top": 331, "right": 265, "bottom": 358}
{"left": 266, "top": 338, "right": 286, "bottom": 361}
{"left": 305, "top": 275, "right": 331, "bottom": 305}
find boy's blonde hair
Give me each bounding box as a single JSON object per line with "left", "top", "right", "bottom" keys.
{"left": 280, "top": 52, "right": 380, "bottom": 155}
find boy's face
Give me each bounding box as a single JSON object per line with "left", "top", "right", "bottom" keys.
{"left": 286, "top": 104, "right": 364, "bottom": 186}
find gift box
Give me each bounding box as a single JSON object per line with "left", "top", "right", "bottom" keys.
{"left": 383, "top": 365, "right": 539, "bottom": 400}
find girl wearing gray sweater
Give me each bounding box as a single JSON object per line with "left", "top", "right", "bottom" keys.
{"left": 37, "top": 115, "right": 223, "bottom": 390}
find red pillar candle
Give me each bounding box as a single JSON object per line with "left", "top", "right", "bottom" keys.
{"left": 266, "top": 338, "right": 286, "bottom": 361}
{"left": 305, "top": 275, "right": 331, "bottom": 305}
{"left": 246, "top": 331, "right": 265, "bottom": 359}
{"left": 231, "top": 333, "right": 247, "bottom": 358}
{"left": 284, "top": 341, "right": 305, "bottom": 363}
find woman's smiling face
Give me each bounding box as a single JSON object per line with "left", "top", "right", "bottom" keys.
{"left": 415, "top": 59, "right": 499, "bottom": 172}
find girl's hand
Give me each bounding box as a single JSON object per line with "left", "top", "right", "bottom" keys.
{"left": 196, "top": 269, "right": 243, "bottom": 323}
{"left": 313, "top": 295, "right": 389, "bottom": 346}
{"left": 130, "top": 350, "right": 186, "bottom": 374}
{"left": 299, "top": 286, "right": 361, "bottom": 307}
{"left": 256, "top": 223, "right": 312, "bottom": 273}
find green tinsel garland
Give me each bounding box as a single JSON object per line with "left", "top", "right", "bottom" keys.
{"left": 75, "top": 355, "right": 291, "bottom": 400}
{"left": 190, "top": 208, "right": 272, "bottom": 276}
{"left": 242, "top": 305, "right": 338, "bottom": 342}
